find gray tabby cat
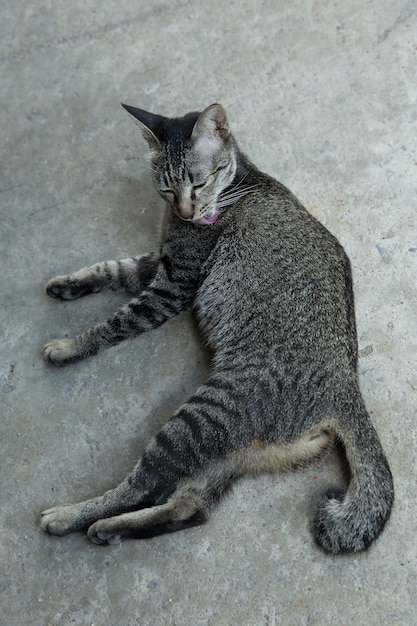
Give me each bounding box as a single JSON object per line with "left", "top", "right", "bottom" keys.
{"left": 40, "top": 103, "right": 394, "bottom": 553}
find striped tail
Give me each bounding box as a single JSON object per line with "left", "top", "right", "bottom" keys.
{"left": 313, "top": 404, "right": 394, "bottom": 554}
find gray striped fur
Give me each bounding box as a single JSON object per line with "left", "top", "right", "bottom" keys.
{"left": 41, "top": 104, "right": 393, "bottom": 553}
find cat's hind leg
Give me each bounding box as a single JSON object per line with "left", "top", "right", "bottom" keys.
{"left": 41, "top": 466, "right": 234, "bottom": 545}
{"left": 228, "top": 424, "right": 337, "bottom": 475}
{"left": 40, "top": 480, "right": 148, "bottom": 538}
{"left": 46, "top": 254, "right": 158, "bottom": 300}
{"left": 41, "top": 377, "right": 244, "bottom": 540}
{"left": 86, "top": 425, "right": 337, "bottom": 545}
{"left": 87, "top": 463, "right": 237, "bottom": 545}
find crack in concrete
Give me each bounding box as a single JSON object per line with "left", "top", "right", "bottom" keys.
{"left": 374, "top": 5, "right": 416, "bottom": 47}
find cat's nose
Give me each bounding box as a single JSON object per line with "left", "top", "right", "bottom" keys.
{"left": 178, "top": 203, "right": 194, "bottom": 220}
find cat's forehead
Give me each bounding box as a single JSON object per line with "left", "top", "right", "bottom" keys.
{"left": 186, "top": 150, "right": 214, "bottom": 179}
{"left": 160, "top": 112, "right": 200, "bottom": 145}
{"left": 156, "top": 109, "right": 226, "bottom": 179}
{"left": 159, "top": 117, "right": 217, "bottom": 178}
{"left": 158, "top": 146, "right": 212, "bottom": 183}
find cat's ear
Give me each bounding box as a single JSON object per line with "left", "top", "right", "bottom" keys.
{"left": 191, "top": 104, "right": 230, "bottom": 154}
{"left": 121, "top": 103, "right": 164, "bottom": 148}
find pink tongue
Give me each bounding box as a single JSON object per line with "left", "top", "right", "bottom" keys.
{"left": 197, "top": 207, "right": 219, "bottom": 225}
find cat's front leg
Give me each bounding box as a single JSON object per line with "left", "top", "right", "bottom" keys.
{"left": 42, "top": 300, "right": 142, "bottom": 365}
{"left": 43, "top": 337, "right": 96, "bottom": 366}
{"left": 43, "top": 277, "right": 195, "bottom": 365}
{"left": 46, "top": 254, "right": 158, "bottom": 300}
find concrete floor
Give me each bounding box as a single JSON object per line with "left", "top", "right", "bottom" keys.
{"left": 1, "top": 1, "right": 417, "bottom": 624}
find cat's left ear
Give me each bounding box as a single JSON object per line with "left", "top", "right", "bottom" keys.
{"left": 191, "top": 104, "right": 230, "bottom": 154}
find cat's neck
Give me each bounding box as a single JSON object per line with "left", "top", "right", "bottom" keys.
{"left": 230, "top": 139, "right": 253, "bottom": 186}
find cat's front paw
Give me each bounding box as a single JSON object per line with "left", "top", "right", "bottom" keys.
{"left": 43, "top": 338, "right": 80, "bottom": 366}
{"left": 40, "top": 504, "right": 85, "bottom": 536}
{"left": 46, "top": 275, "right": 99, "bottom": 300}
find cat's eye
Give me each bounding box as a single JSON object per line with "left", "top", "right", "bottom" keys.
{"left": 160, "top": 188, "right": 177, "bottom": 199}
{"left": 193, "top": 166, "right": 225, "bottom": 189}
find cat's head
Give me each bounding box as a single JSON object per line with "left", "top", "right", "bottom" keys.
{"left": 122, "top": 103, "right": 238, "bottom": 225}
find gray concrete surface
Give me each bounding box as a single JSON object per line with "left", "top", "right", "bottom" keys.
{"left": 1, "top": 1, "right": 416, "bottom": 624}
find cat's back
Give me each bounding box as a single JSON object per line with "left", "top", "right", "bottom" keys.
{"left": 205, "top": 167, "right": 348, "bottom": 297}
{"left": 196, "top": 167, "right": 356, "bottom": 362}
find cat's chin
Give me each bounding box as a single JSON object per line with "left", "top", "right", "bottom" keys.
{"left": 195, "top": 207, "right": 219, "bottom": 225}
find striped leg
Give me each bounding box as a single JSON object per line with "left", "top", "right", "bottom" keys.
{"left": 87, "top": 424, "right": 337, "bottom": 545}
{"left": 87, "top": 460, "right": 239, "bottom": 545}
{"left": 40, "top": 476, "right": 155, "bottom": 538}
{"left": 41, "top": 378, "right": 244, "bottom": 541}
{"left": 41, "top": 460, "right": 237, "bottom": 544}
{"left": 43, "top": 255, "right": 196, "bottom": 365}
{"left": 45, "top": 254, "right": 158, "bottom": 300}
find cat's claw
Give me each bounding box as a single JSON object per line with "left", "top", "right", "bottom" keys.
{"left": 43, "top": 338, "right": 79, "bottom": 366}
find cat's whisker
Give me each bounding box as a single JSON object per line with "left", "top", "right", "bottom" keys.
{"left": 143, "top": 164, "right": 158, "bottom": 173}
{"left": 219, "top": 187, "right": 259, "bottom": 202}
{"left": 229, "top": 170, "right": 250, "bottom": 190}
{"left": 219, "top": 183, "right": 260, "bottom": 200}
{"left": 216, "top": 185, "right": 259, "bottom": 208}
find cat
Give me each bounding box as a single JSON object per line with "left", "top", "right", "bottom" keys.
{"left": 40, "top": 103, "right": 394, "bottom": 553}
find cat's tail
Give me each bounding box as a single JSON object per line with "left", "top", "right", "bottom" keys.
{"left": 313, "top": 402, "right": 394, "bottom": 554}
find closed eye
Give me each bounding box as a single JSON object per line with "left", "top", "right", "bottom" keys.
{"left": 192, "top": 165, "right": 227, "bottom": 190}
{"left": 159, "top": 188, "right": 177, "bottom": 199}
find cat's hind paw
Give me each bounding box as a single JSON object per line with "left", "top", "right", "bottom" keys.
{"left": 88, "top": 525, "right": 122, "bottom": 546}
{"left": 43, "top": 338, "right": 80, "bottom": 366}
{"left": 40, "top": 504, "right": 85, "bottom": 536}
{"left": 87, "top": 519, "right": 124, "bottom": 545}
